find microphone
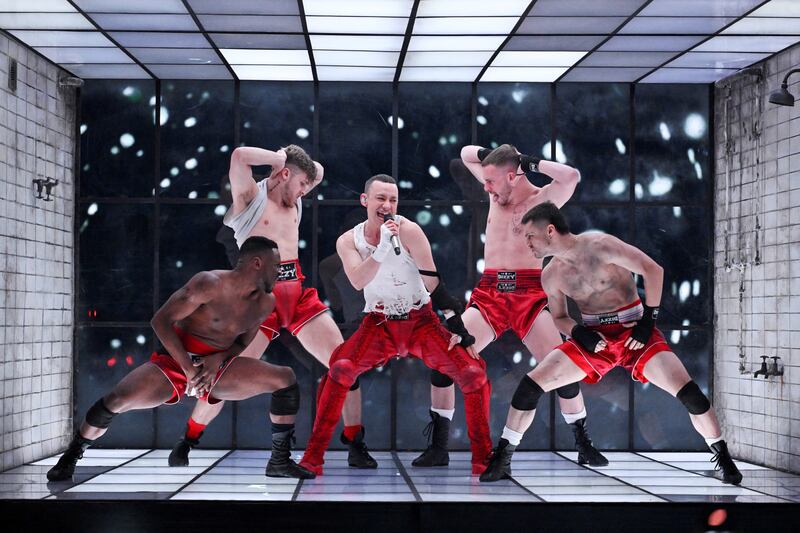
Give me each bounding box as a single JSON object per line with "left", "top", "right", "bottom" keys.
{"left": 383, "top": 213, "right": 401, "bottom": 255}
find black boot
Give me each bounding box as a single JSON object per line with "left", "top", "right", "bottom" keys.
{"left": 479, "top": 439, "right": 516, "bottom": 482}
{"left": 710, "top": 441, "right": 743, "bottom": 485}
{"left": 46, "top": 433, "right": 92, "bottom": 481}
{"left": 412, "top": 411, "right": 450, "bottom": 467}
{"left": 570, "top": 417, "right": 609, "bottom": 466}
{"left": 168, "top": 434, "right": 200, "bottom": 467}
{"left": 266, "top": 429, "right": 316, "bottom": 479}
{"left": 341, "top": 427, "right": 378, "bottom": 469}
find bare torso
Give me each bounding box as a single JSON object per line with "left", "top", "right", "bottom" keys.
{"left": 484, "top": 187, "right": 548, "bottom": 270}
{"left": 545, "top": 235, "right": 639, "bottom": 315}
{"left": 243, "top": 193, "right": 300, "bottom": 262}
{"left": 177, "top": 270, "right": 275, "bottom": 350}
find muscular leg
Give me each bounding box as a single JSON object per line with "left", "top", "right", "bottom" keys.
{"left": 523, "top": 311, "right": 608, "bottom": 466}
{"left": 642, "top": 350, "right": 742, "bottom": 485}
{"left": 169, "top": 330, "right": 270, "bottom": 467}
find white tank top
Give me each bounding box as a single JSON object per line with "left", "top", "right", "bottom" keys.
{"left": 353, "top": 216, "right": 431, "bottom": 315}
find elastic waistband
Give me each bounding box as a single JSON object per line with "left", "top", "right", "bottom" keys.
{"left": 370, "top": 302, "right": 432, "bottom": 320}
{"left": 277, "top": 259, "right": 303, "bottom": 282}
{"left": 581, "top": 300, "right": 643, "bottom": 327}
{"left": 478, "top": 269, "right": 542, "bottom": 291}
{"left": 173, "top": 326, "right": 226, "bottom": 356}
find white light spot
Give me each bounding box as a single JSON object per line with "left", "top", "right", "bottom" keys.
{"left": 184, "top": 117, "right": 197, "bottom": 128}
{"left": 160, "top": 178, "right": 171, "bottom": 188}
{"left": 464, "top": 290, "right": 472, "bottom": 301}
{"left": 110, "top": 146, "right": 119, "bottom": 155}
{"left": 170, "top": 167, "right": 179, "bottom": 176}
{"left": 188, "top": 191, "right": 198, "bottom": 199}
{"left": 478, "top": 96, "right": 488, "bottom": 106}
{"left": 679, "top": 280, "right": 691, "bottom": 302}
{"left": 480, "top": 233, "right": 486, "bottom": 244}
{"left": 185, "top": 158, "right": 198, "bottom": 170}
{"left": 176, "top": 260, "right": 183, "bottom": 268}
{"left": 148, "top": 96, "right": 156, "bottom": 106}
{"left": 197, "top": 146, "right": 205, "bottom": 153}
{"left": 122, "top": 86, "right": 134, "bottom": 97}
{"left": 684, "top": 113, "right": 706, "bottom": 139}
{"left": 439, "top": 214, "right": 450, "bottom": 227}
{"left": 158, "top": 106, "right": 169, "bottom": 126}
{"left": 511, "top": 89, "right": 526, "bottom": 103}
{"left": 452, "top": 205, "right": 463, "bottom": 215}
{"left": 448, "top": 134, "right": 457, "bottom": 144}
{"left": 476, "top": 115, "right": 487, "bottom": 125}
{"left": 438, "top": 136, "right": 447, "bottom": 146}
{"left": 136, "top": 150, "right": 143, "bottom": 157}
{"left": 615, "top": 138, "right": 626, "bottom": 155}
{"left": 682, "top": 319, "right": 690, "bottom": 338}
{"left": 416, "top": 211, "right": 432, "bottom": 225}
{"left": 671, "top": 330, "right": 681, "bottom": 344}
{"left": 687, "top": 148, "right": 696, "bottom": 164}
{"left": 220, "top": 145, "right": 229, "bottom": 153}
{"left": 692, "top": 280, "right": 700, "bottom": 296}
{"left": 80, "top": 124, "right": 87, "bottom": 135}
{"left": 136, "top": 335, "right": 146, "bottom": 345}
{"left": 83, "top": 164, "right": 90, "bottom": 171}
{"left": 648, "top": 171, "right": 673, "bottom": 196}
{"left": 635, "top": 183, "right": 644, "bottom": 199}
{"left": 609, "top": 178, "right": 626, "bottom": 195}
{"left": 119, "top": 133, "right": 134, "bottom": 148}
{"left": 476, "top": 258, "right": 485, "bottom": 273}
{"left": 512, "top": 351, "right": 522, "bottom": 364}
{"left": 296, "top": 127, "right": 309, "bottom": 139}
{"left": 428, "top": 165, "right": 440, "bottom": 178}
{"left": 110, "top": 338, "right": 121, "bottom": 349}
{"left": 186, "top": 92, "right": 193, "bottom": 99}
{"left": 243, "top": 121, "right": 251, "bottom": 129}
{"left": 399, "top": 180, "right": 413, "bottom": 189}
{"left": 673, "top": 206, "right": 682, "bottom": 218}
{"left": 299, "top": 239, "right": 307, "bottom": 249}
{"left": 659, "top": 122, "right": 671, "bottom": 141}
{"left": 317, "top": 194, "right": 324, "bottom": 200}
{"left": 87, "top": 203, "right": 98, "bottom": 216}
{"left": 554, "top": 140, "right": 567, "bottom": 163}
{"left": 529, "top": 357, "right": 537, "bottom": 368}
{"left": 214, "top": 205, "right": 227, "bottom": 216}
{"left": 208, "top": 191, "right": 219, "bottom": 199}
{"left": 694, "top": 162, "right": 703, "bottom": 180}
{"left": 201, "top": 91, "right": 209, "bottom": 100}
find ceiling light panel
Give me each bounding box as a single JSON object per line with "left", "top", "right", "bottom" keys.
{"left": 110, "top": 32, "right": 210, "bottom": 48}
{"left": 0, "top": 13, "right": 94, "bottom": 30}
{"left": 416, "top": 0, "right": 530, "bottom": 17}
{"left": 232, "top": 65, "right": 313, "bottom": 81}
{"left": 747, "top": 0, "right": 800, "bottom": 17}
{"left": 303, "top": 0, "right": 414, "bottom": 17}
{"left": 61, "top": 63, "right": 150, "bottom": 79}
{"left": 529, "top": 0, "right": 647, "bottom": 17}
{"left": 88, "top": 14, "right": 198, "bottom": 31}
{"left": 197, "top": 15, "right": 302, "bottom": 32}
{"left": 505, "top": 35, "right": 606, "bottom": 51}
{"left": 639, "top": 0, "right": 763, "bottom": 16}
{"left": 8, "top": 30, "right": 113, "bottom": 47}
{"left": 146, "top": 64, "right": 232, "bottom": 79}
{"left": 316, "top": 66, "right": 396, "bottom": 82}
{"left": 314, "top": 50, "right": 400, "bottom": 67}
{"left": 599, "top": 35, "right": 705, "bottom": 52}
{"left": 640, "top": 67, "right": 737, "bottom": 83}
{"left": 187, "top": 0, "right": 299, "bottom": 15}
{"left": 408, "top": 35, "right": 506, "bottom": 51}
{"left": 491, "top": 51, "right": 587, "bottom": 67}
{"left": 560, "top": 66, "right": 653, "bottom": 82}
{"left": 722, "top": 17, "right": 800, "bottom": 35}
{"left": 693, "top": 35, "right": 800, "bottom": 53}
{"left": 74, "top": 0, "right": 187, "bottom": 13}
{"left": 403, "top": 51, "right": 493, "bottom": 67}
{"left": 518, "top": 16, "right": 626, "bottom": 34}
{"left": 413, "top": 17, "right": 519, "bottom": 35}
{"left": 579, "top": 51, "right": 675, "bottom": 67}
{"left": 209, "top": 33, "right": 308, "bottom": 50}
{"left": 35, "top": 46, "right": 132, "bottom": 63}
{"left": 306, "top": 16, "right": 409, "bottom": 34}
{"left": 481, "top": 66, "right": 570, "bottom": 82}
{"left": 311, "top": 35, "right": 405, "bottom": 51}
{"left": 400, "top": 66, "right": 483, "bottom": 81}
{"left": 668, "top": 51, "right": 771, "bottom": 69}
{"left": 220, "top": 49, "right": 310, "bottom": 65}
{"left": 0, "top": 0, "right": 74, "bottom": 11}
{"left": 619, "top": 16, "right": 734, "bottom": 34}
{"left": 129, "top": 48, "right": 222, "bottom": 64}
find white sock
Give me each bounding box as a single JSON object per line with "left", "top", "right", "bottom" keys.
{"left": 501, "top": 426, "right": 524, "bottom": 446}
{"left": 705, "top": 436, "right": 724, "bottom": 449}
{"left": 562, "top": 407, "right": 587, "bottom": 425}
{"left": 431, "top": 408, "right": 454, "bottom": 421}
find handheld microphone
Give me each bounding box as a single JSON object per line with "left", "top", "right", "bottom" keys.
{"left": 383, "top": 213, "right": 401, "bottom": 255}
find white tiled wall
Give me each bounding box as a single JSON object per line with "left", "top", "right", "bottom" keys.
{"left": 714, "top": 42, "right": 800, "bottom": 474}
{"left": 0, "top": 33, "right": 76, "bottom": 471}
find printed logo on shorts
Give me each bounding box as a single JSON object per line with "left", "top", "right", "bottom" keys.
{"left": 497, "top": 281, "right": 517, "bottom": 292}
{"left": 597, "top": 314, "right": 620, "bottom": 325}
{"left": 497, "top": 271, "right": 517, "bottom": 281}
{"left": 277, "top": 262, "right": 298, "bottom": 281}
{"left": 387, "top": 313, "right": 410, "bottom": 321}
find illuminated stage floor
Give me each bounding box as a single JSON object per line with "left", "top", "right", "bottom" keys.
{"left": 2, "top": 450, "right": 796, "bottom": 503}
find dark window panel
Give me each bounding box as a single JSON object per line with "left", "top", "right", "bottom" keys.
{"left": 556, "top": 83, "right": 630, "bottom": 202}
{"left": 159, "top": 80, "right": 235, "bottom": 198}
{"left": 80, "top": 80, "right": 156, "bottom": 198}
{"left": 633, "top": 329, "right": 711, "bottom": 451}
{"left": 397, "top": 83, "right": 472, "bottom": 200}
{"left": 318, "top": 83, "right": 393, "bottom": 200}
{"left": 75, "top": 327, "right": 154, "bottom": 447}
{"left": 79, "top": 203, "right": 153, "bottom": 322}
{"left": 635, "top": 84, "right": 710, "bottom": 203}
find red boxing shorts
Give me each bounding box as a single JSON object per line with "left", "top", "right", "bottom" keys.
{"left": 260, "top": 259, "right": 329, "bottom": 339}
{"left": 468, "top": 269, "right": 548, "bottom": 341}
{"left": 149, "top": 327, "right": 236, "bottom": 405}
{"left": 557, "top": 300, "right": 670, "bottom": 384}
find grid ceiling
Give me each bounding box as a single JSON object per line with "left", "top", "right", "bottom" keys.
{"left": 0, "top": 0, "right": 798, "bottom": 83}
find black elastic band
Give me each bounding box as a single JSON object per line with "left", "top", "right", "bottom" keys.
{"left": 418, "top": 269, "right": 440, "bottom": 277}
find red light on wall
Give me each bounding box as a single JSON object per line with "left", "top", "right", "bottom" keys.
{"left": 87, "top": 309, "right": 97, "bottom": 318}
{"left": 125, "top": 355, "right": 134, "bottom": 366}
{"left": 107, "top": 357, "right": 117, "bottom": 367}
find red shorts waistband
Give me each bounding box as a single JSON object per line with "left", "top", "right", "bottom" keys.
{"left": 173, "top": 326, "right": 226, "bottom": 356}
{"left": 277, "top": 259, "right": 304, "bottom": 282}
{"left": 581, "top": 300, "right": 644, "bottom": 328}
{"left": 477, "top": 269, "right": 542, "bottom": 290}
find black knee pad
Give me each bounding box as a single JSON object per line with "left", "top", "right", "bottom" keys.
{"left": 270, "top": 382, "right": 300, "bottom": 416}
{"left": 676, "top": 381, "right": 710, "bottom": 415}
{"left": 349, "top": 377, "right": 360, "bottom": 392}
{"left": 511, "top": 376, "right": 545, "bottom": 411}
{"left": 556, "top": 382, "right": 580, "bottom": 400}
{"left": 431, "top": 369, "right": 454, "bottom": 388}
{"left": 85, "top": 398, "right": 117, "bottom": 429}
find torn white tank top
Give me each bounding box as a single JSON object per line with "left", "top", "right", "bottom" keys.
{"left": 353, "top": 216, "right": 431, "bottom": 315}
{"left": 223, "top": 178, "right": 303, "bottom": 248}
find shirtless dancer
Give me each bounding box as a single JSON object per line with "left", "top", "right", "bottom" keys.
{"left": 414, "top": 144, "right": 607, "bottom": 468}
{"left": 47, "top": 237, "right": 314, "bottom": 481}
{"left": 480, "top": 203, "right": 742, "bottom": 485}
{"left": 299, "top": 174, "right": 492, "bottom": 476}
{"left": 169, "top": 145, "right": 375, "bottom": 469}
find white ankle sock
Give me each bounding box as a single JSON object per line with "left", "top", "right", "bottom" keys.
{"left": 562, "top": 407, "right": 587, "bottom": 425}
{"left": 431, "top": 408, "right": 455, "bottom": 421}
{"left": 705, "top": 436, "right": 723, "bottom": 448}
{"left": 501, "top": 426, "right": 524, "bottom": 446}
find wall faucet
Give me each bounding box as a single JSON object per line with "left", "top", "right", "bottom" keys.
{"left": 767, "top": 356, "right": 784, "bottom": 378}
{"left": 754, "top": 355, "right": 769, "bottom": 378}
